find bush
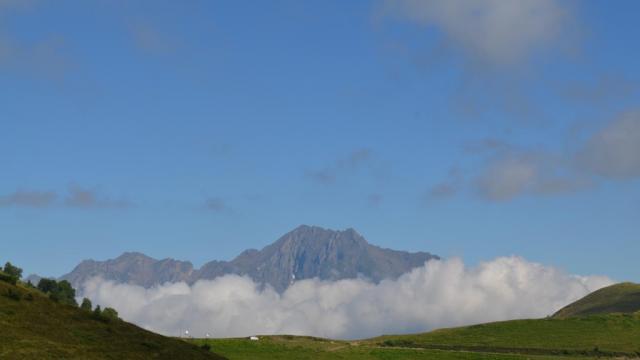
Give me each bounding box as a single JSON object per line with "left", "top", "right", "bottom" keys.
{"left": 102, "top": 307, "right": 119, "bottom": 321}
{"left": 80, "top": 298, "right": 92, "bottom": 311}
{"left": 92, "top": 305, "right": 102, "bottom": 319}
{"left": 24, "top": 293, "right": 34, "bottom": 301}
{"left": 200, "top": 343, "right": 211, "bottom": 351}
{"left": 0, "top": 272, "right": 18, "bottom": 285}
{"left": 37, "top": 278, "right": 58, "bottom": 293}
{"left": 3, "top": 262, "right": 22, "bottom": 279}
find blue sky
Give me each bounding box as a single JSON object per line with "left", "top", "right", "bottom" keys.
{"left": 1, "top": 0, "right": 639, "bottom": 281}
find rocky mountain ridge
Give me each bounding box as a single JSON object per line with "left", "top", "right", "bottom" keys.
{"left": 61, "top": 225, "right": 439, "bottom": 293}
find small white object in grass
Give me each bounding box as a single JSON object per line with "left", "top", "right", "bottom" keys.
{"left": 249, "top": 336, "right": 259, "bottom": 341}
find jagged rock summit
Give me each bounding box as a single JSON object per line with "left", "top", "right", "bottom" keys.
{"left": 62, "top": 225, "right": 439, "bottom": 293}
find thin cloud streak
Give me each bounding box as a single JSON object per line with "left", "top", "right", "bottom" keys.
{"left": 0, "top": 190, "right": 56, "bottom": 208}
{"left": 306, "top": 148, "right": 374, "bottom": 185}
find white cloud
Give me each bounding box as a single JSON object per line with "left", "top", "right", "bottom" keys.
{"left": 81, "top": 256, "right": 612, "bottom": 339}
{"left": 379, "top": 0, "right": 571, "bottom": 67}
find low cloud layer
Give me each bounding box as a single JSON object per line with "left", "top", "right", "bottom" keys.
{"left": 81, "top": 256, "right": 612, "bottom": 339}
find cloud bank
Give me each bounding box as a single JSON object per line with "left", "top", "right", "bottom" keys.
{"left": 81, "top": 256, "right": 612, "bottom": 339}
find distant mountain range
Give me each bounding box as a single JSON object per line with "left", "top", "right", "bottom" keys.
{"left": 60, "top": 225, "right": 439, "bottom": 292}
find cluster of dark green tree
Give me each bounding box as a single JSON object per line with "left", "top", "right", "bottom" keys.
{"left": 0, "top": 262, "right": 23, "bottom": 285}
{"left": 36, "top": 278, "right": 78, "bottom": 306}
{"left": 1, "top": 261, "right": 119, "bottom": 321}
{"left": 80, "top": 297, "right": 119, "bottom": 321}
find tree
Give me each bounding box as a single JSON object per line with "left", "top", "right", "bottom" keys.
{"left": 37, "top": 278, "right": 78, "bottom": 306}
{"left": 80, "top": 298, "right": 93, "bottom": 311}
{"left": 93, "top": 305, "right": 102, "bottom": 316}
{"left": 3, "top": 262, "right": 22, "bottom": 279}
{"left": 102, "top": 307, "right": 119, "bottom": 320}
{"left": 37, "top": 278, "right": 58, "bottom": 293}
{"left": 55, "top": 280, "right": 77, "bottom": 306}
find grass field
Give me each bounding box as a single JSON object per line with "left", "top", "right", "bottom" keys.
{"left": 0, "top": 279, "right": 225, "bottom": 359}
{"left": 372, "top": 314, "right": 640, "bottom": 357}
{"left": 191, "top": 312, "right": 640, "bottom": 359}
{"left": 191, "top": 336, "right": 595, "bottom": 360}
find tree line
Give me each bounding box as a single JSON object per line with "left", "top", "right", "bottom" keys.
{"left": 1, "top": 261, "right": 119, "bottom": 321}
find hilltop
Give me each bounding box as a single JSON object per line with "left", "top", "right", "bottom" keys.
{"left": 61, "top": 225, "right": 438, "bottom": 292}
{"left": 0, "top": 277, "right": 226, "bottom": 359}
{"left": 552, "top": 282, "right": 640, "bottom": 319}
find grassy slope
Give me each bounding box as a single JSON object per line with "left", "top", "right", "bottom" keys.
{"left": 553, "top": 282, "right": 640, "bottom": 319}
{"left": 191, "top": 336, "right": 592, "bottom": 360}
{"left": 0, "top": 280, "right": 226, "bottom": 360}
{"left": 371, "top": 314, "right": 640, "bottom": 356}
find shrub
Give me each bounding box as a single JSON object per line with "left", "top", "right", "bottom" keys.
{"left": 80, "top": 298, "right": 93, "bottom": 311}
{"left": 92, "top": 305, "right": 103, "bottom": 320}
{"left": 37, "top": 278, "right": 58, "bottom": 293}
{"left": 200, "top": 343, "right": 211, "bottom": 351}
{"left": 102, "top": 307, "right": 119, "bottom": 321}
{"left": 3, "top": 262, "right": 22, "bottom": 279}
{"left": 24, "top": 293, "right": 34, "bottom": 301}
{"left": 0, "top": 272, "right": 18, "bottom": 285}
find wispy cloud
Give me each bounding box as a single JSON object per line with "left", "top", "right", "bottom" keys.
{"left": 431, "top": 109, "right": 640, "bottom": 202}
{"left": 576, "top": 110, "right": 640, "bottom": 180}
{"left": 82, "top": 256, "right": 612, "bottom": 339}
{"left": 305, "top": 148, "right": 374, "bottom": 185}
{"left": 377, "top": 0, "right": 574, "bottom": 68}
{"left": 0, "top": 190, "right": 56, "bottom": 208}
{"left": 0, "top": 186, "right": 131, "bottom": 209}
{"left": 203, "top": 197, "right": 231, "bottom": 213}
{"left": 64, "top": 185, "right": 131, "bottom": 209}
{"left": 367, "top": 193, "right": 383, "bottom": 207}
{"left": 0, "top": 0, "right": 72, "bottom": 80}
{"left": 425, "top": 167, "right": 462, "bottom": 201}
{"left": 129, "top": 22, "right": 174, "bottom": 55}
{"left": 562, "top": 74, "right": 637, "bottom": 105}
{"left": 474, "top": 150, "right": 590, "bottom": 201}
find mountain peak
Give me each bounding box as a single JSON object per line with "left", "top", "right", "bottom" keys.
{"left": 116, "top": 252, "right": 155, "bottom": 261}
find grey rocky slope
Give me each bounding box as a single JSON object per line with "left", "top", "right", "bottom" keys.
{"left": 62, "top": 225, "right": 439, "bottom": 293}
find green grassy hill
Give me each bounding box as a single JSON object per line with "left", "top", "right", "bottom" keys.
{"left": 0, "top": 279, "right": 226, "bottom": 359}
{"left": 371, "top": 314, "right": 640, "bottom": 357}
{"left": 192, "top": 314, "right": 640, "bottom": 359}
{"left": 552, "top": 282, "right": 640, "bottom": 319}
